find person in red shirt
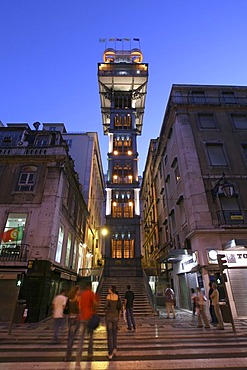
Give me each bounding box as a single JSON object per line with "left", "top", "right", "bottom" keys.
{"left": 76, "top": 282, "right": 99, "bottom": 363}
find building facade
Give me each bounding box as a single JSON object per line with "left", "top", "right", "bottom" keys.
{"left": 141, "top": 84, "right": 247, "bottom": 317}
{"left": 98, "top": 48, "right": 148, "bottom": 276}
{"left": 0, "top": 122, "right": 91, "bottom": 322}
{"left": 42, "top": 124, "right": 106, "bottom": 274}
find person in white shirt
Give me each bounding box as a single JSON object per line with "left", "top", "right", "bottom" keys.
{"left": 52, "top": 289, "right": 67, "bottom": 343}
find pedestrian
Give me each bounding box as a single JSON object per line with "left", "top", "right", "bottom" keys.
{"left": 76, "top": 282, "right": 99, "bottom": 363}
{"left": 64, "top": 285, "right": 80, "bottom": 362}
{"left": 208, "top": 282, "right": 218, "bottom": 325}
{"left": 191, "top": 288, "right": 197, "bottom": 316}
{"left": 52, "top": 289, "right": 67, "bottom": 343}
{"left": 104, "top": 285, "right": 121, "bottom": 359}
{"left": 210, "top": 283, "right": 224, "bottom": 330}
{"left": 164, "top": 284, "right": 176, "bottom": 319}
{"left": 124, "top": 284, "right": 136, "bottom": 331}
{"left": 115, "top": 290, "right": 122, "bottom": 330}
{"left": 196, "top": 287, "right": 210, "bottom": 329}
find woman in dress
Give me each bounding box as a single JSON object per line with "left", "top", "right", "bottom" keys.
{"left": 104, "top": 285, "right": 120, "bottom": 359}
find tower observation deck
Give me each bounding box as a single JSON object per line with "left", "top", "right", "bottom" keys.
{"left": 98, "top": 47, "right": 148, "bottom": 276}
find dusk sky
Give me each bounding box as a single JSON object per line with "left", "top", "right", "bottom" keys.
{"left": 1, "top": 1, "right": 247, "bottom": 174}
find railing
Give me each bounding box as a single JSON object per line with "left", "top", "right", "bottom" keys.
{"left": 142, "top": 269, "right": 157, "bottom": 313}
{"left": 0, "top": 146, "right": 67, "bottom": 156}
{"left": 216, "top": 210, "right": 247, "bottom": 226}
{"left": 171, "top": 95, "right": 247, "bottom": 106}
{"left": 78, "top": 267, "right": 102, "bottom": 278}
{"left": 0, "top": 243, "right": 29, "bottom": 262}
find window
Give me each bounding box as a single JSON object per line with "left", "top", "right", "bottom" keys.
{"left": 72, "top": 240, "right": 78, "bottom": 270}
{"left": 190, "top": 91, "right": 206, "bottom": 103}
{"left": 113, "top": 135, "right": 132, "bottom": 154}
{"left": 222, "top": 91, "right": 235, "bottom": 104}
{"left": 206, "top": 144, "right": 228, "bottom": 166}
{"left": 198, "top": 113, "right": 216, "bottom": 129}
{"left": 111, "top": 238, "right": 134, "bottom": 258}
{"left": 112, "top": 162, "right": 133, "bottom": 184}
{"left": 113, "top": 114, "right": 131, "bottom": 129}
{"left": 35, "top": 135, "right": 50, "bottom": 147}
{"left": 242, "top": 144, "right": 247, "bottom": 162}
{"left": 231, "top": 114, "right": 247, "bottom": 129}
{"left": 65, "top": 233, "right": 72, "bottom": 267}
{"left": 55, "top": 225, "right": 64, "bottom": 263}
{"left": 1, "top": 213, "right": 26, "bottom": 245}
{"left": 16, "top": 165, "right": 37, "bottom": 191}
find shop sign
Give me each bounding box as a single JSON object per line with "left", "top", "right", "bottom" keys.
{"left": 219, "top": 251, "right": 247, "bottom": 267}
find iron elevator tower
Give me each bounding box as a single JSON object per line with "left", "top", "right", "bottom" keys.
{"left": 98, "top": 47, "right": 148, "bottom": 276}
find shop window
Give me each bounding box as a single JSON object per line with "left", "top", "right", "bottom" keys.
{"left": 1, "top": 213, "right": 26, "bottom": 245}
{"left": 55, "top": 225, "right": 64, "bottom": 263}
{"left": 16, "top": 165, "right": 37, "bottom": 191}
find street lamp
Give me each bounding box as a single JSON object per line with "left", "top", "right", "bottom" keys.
{"left": 211, "top": 173, "right": 235, "bottom": 200}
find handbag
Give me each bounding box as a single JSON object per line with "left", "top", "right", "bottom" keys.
{"left": 88, "top": 314, "right": 101, "bottom": 330}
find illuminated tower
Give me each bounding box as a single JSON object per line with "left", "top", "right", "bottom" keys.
{"left": 98, "top": 47, "right": 148, "bottom": 276}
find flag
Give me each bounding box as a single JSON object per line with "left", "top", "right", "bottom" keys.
{"left": 1, "top": 227, "right": 23, "bottom": 242}
{"left": 109, "top": 38, "right": 115, "bottom": 42}
{"left": 133, "top": 38, "right": 140, "bottom": 41}
{"left": 99, "top": 38, "right": 106, "bottom": 42}
{"left": 116, "top": 38, "right": 122, "bottom": 41}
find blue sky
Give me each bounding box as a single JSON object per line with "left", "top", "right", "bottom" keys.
{"left": 1, "top": 0, "right": 247, "bottom": 173}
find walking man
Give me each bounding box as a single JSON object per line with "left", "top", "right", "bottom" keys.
{"left": 124, "top": 284, "right": 136, "bottom": 331}
{"left": 76, "top": 282, "right": 99, "bottom": 363}
{"left": 210, "top": 283, "right": 224, "bottom": 330}
{"left": 52, "top": 289, "right": 67, "bottom": 343}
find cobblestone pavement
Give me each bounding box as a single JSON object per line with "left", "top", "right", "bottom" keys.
{"left": 0, "top": 308, "right": 247, "bottom": 370}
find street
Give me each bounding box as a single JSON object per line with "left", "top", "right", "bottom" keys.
{"left": 0, "top": 309, "right": 247, "bottom": 370}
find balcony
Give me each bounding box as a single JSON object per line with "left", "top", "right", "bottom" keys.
{"left": 216, "top": 210, "right": 247, "bottom": 226}
{"left": 0, "top": 243, "right": 29, "bottom": 262}
{"left": 171, "top": 95, "right": 247, "bottom": 107}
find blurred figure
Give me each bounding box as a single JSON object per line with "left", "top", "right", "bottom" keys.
{"left": 64, "top": 285, "right": 80, "bottom": 362}
{"left": 210, "top": 283, "right": 224, "bottom": 330}
{"left": 164, "top": 284, "right": 176, "bottom": 319}
{"left": 208, "top": 282, "right": 218, "bottom": 325}
{"left": 104, "top": 285, "right": 121, "bottom": 359}
{"left": 124, "top": 284, "right": 136, "bottom": 331}
{"left": 115, "top": 290, "right": 122, "bottom": 330}
{"left": 52, "top": 289, "right": 67, "bottom": 343}
{"left": 76, "top": 282, "right": 99, "bottom": 363}
{"left": 196, "top": 287, "right": 210, "bottom": 329}
{"left": 191, "top": 288, "right": 197, "bottom": 316}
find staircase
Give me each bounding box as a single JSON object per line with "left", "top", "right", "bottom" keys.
{"left": 97, "top": 276, "right": 156, "bottom": 317}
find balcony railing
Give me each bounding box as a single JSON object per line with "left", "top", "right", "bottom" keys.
{"left": 0, "top": 243, "right": 29, "bottom": 262}
{"left": 216, "top": 210, "right": 247, "bottom": 226}
{"left": 171, "top": 95, "right": 247, "bottom": 106}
